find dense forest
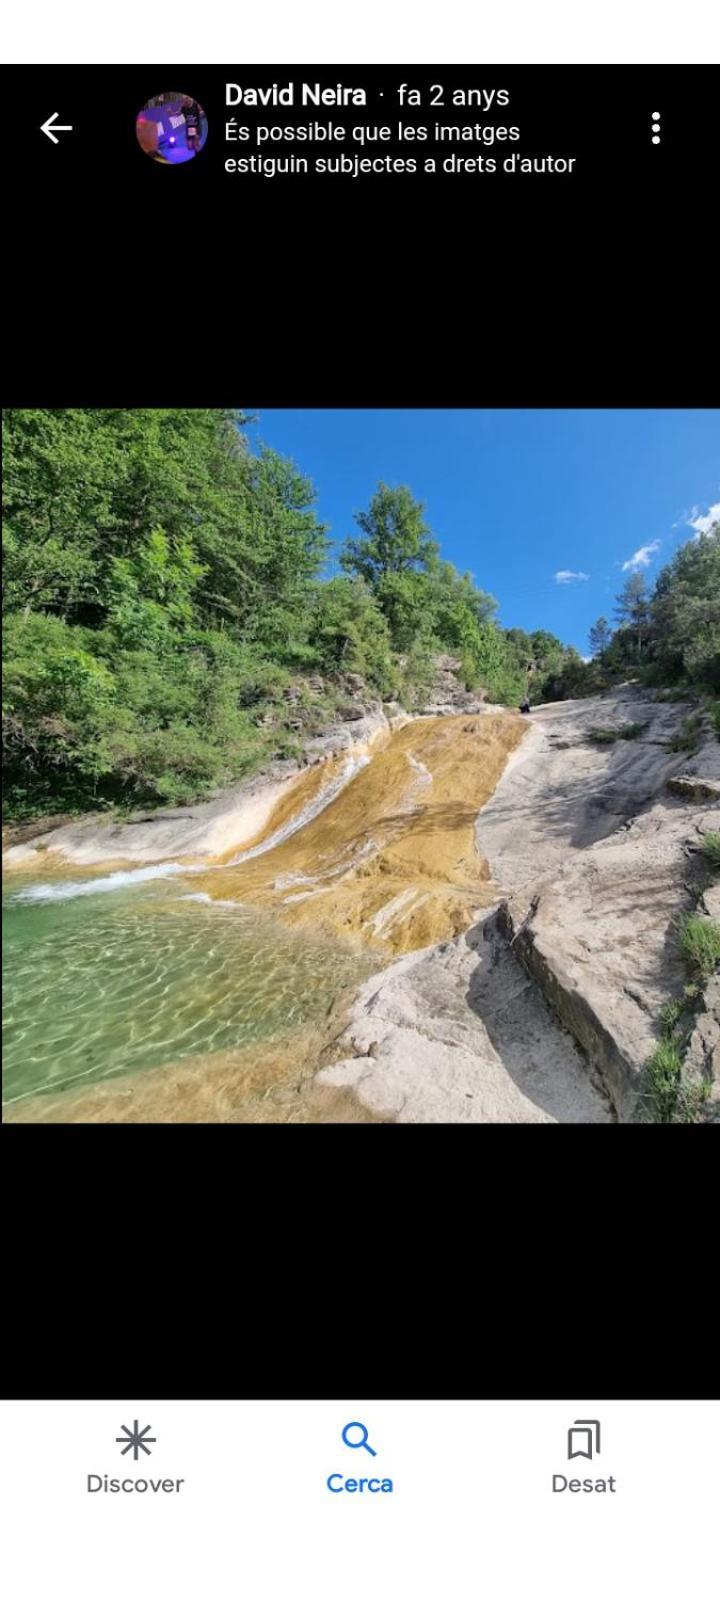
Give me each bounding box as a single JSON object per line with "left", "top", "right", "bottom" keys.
{"left": 3, "top": 408, "right": 719, "bottom": 819}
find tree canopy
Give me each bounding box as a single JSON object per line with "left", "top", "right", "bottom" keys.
{"left": 551, "top": 526, "right": 720, "bottom": 699}
{"left": 8, "top": 409, "right": 713, "bottom": 822}
{"left": 649, "top": 527, "right": 720, "bottom": 686}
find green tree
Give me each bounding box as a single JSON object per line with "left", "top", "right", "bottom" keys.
{"left": 341, "top": 483, "right": 440, "bottom": 588}
{"left": 505, "top": 627, "right": 533, "bottom": 663}
{"left": 427, "top": 562, "right": 497, "bottom": 648}
{"left": 648, "top": 526, "right": 720, "bottom": 687}
{"left": 307, "top": 577, "right": 398, "bottom": 694}
{"left": 339, "top": 484, "right": 440, "bottom": 654}
{"left": 589, "top": 616, "right": 612, "bottom": 657}
{"left": 615, "top": 572, "right": 650, "bottom": 656}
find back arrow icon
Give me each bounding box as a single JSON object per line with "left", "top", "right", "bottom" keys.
{"left": 41, "top": 113, "right": 73, "bottom": 144}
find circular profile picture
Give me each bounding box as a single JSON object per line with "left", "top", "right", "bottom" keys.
{"left": 136, "top": 92, "right": 208, "bottom": 164}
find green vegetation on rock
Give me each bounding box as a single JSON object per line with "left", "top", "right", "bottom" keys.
{"left": 587, "top": 721, "right": 647, "bottom": 745}
{"left": 644, "top": 1038, "right": 708, "bottom": 1125}
{"left": 668, "top": 713, "right": 703, "bottom": 754}
{"left": 678, "top": 913, "right": 720, "bottom": 981}
{"left": 644, "top": 1039, "right": 687, "bottom": 1122}
{"left": 700, "top": 832, "right": 720, "bottom": 868}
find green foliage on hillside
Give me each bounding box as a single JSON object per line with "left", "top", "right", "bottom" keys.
{"left": 2, "top": 411, "right": 581, "bottom": 819}
{"left": 551, "top": 527, "right": 720, "bottom": 710}
{"left": 650, "top": 532, "right": 720, "bottom": 688}
{"left": 3, "top": 409, "right": 330, "bottom": 815}
{"left": 8, "top": 409, "right": 714, "bottom": 822}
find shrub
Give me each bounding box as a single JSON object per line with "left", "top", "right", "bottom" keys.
{"left": 656, "top": 685, "right": 695, "bottom": 703}
{"left": 460, "top": 651, "right": 480, "bottom": 692}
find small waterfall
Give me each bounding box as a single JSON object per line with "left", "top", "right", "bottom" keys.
{"left": 12, "top": 861, "right": 193, "bottom": 903}
{"left": 225, "top": 753, "right": 370, "bottom": 865}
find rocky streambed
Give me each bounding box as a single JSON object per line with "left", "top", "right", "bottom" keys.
{"left": 4, "top": 687, "right": 719, "bottom": 1123}
{"left": 3, "top": 702, "right": 524, "bottom": 1119}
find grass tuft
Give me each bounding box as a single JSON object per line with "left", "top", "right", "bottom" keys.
{"left": 659, "top": 997, "right": 684, "bottom": 1037}
{"left": 678, "top": 914, "right": 720, "bottom": 980}
{"left": 588, "top": 721, "right": 647, "bottom": 745}
{"left": 644, "top": 1041, "right": 685, "bottom": 1122}
{"left": 700, "top": 831, "right": 720, "bottom": 868}
{"left": 668, "top": 713, "right": 703, "bottom": 753}
{"left": 647, "top": 897, "right": 719, "bottom": 1122}
{"left": 643, "top": 1039, "right": 709, "bottom": 1124}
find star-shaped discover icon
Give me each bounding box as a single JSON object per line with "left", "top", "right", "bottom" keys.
{"left": 116, "top": 1421, "right": 157, "bottom": 1460}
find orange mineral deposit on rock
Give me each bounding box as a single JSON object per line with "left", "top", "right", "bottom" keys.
{"left": 191, "top": 712, "right": 527, "bottom": 955}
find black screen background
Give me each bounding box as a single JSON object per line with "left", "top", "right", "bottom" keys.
{"left": 3, "top": 63, "right": 718, "bottom": 1400}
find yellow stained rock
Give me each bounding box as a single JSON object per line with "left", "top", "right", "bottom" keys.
{"left": 192, "top": 713, "right": 526, "bottom": 954}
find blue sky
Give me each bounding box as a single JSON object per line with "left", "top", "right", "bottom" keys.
{"left": 247, "top": 410, "right": 720, "bottom": 655}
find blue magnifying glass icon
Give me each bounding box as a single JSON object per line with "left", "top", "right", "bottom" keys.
{"left": 341, "top": 1421, "right": 377, "bottom": 1457}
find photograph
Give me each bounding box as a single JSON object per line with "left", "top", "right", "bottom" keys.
{"left": 3, "top": 406, "right": 719, "bottom": 1124}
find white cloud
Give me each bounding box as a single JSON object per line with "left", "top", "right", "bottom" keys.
{"left": 687, "top": 501, "right": 720, "bottom": 537}
{"left": 554, "top": 569, "right": 589, "bottom": 584}
{"left": 621, "top": 540, "right": 661, "bottom": 572}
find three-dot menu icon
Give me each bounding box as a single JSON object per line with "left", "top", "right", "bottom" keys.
{"left": 651, "top": 112, "right": 661, "bottom": 144}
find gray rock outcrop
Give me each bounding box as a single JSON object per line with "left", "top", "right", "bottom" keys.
{"left": 317, "top": 913, "right": 613, "bottom": 1122}
{"left": 322, "top": 689, "right": 720, "bottom": 1122}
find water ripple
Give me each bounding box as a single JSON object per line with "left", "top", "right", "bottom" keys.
{"left": 2, "top": 882, "right": 375, "bottom": 1105}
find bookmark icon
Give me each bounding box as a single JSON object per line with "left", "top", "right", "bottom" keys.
{"left": 568, "top": 1419, "right": 601, "bottom": 1460}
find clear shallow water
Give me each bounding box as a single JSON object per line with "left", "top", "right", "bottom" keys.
{"left": 2, "top": 876, "right": 373, "bottom": 1107}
